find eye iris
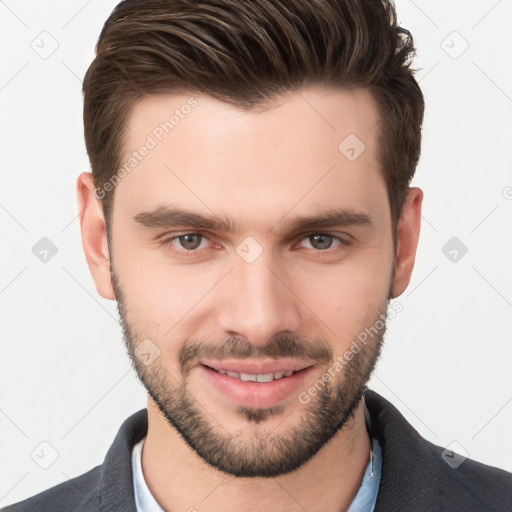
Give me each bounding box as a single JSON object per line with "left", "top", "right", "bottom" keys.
{"left": 180, "top": 234, "right": 202, "bottom": 250}
{"left": 310, "top": 234, "right": 333, "bottom": 250}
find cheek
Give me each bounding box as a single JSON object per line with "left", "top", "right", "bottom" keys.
{"left": 116, "top": 254, "right": 222, "bottom": 340}
{"left": 116, "top": 265, "right": 218, "bottom": 381}
{"left": 291, "top": 253, "right": 391, "bottom": 348}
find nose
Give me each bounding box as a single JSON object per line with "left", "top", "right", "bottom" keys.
{"left": 217, "top": 250, "right": 302, "bottom": 348}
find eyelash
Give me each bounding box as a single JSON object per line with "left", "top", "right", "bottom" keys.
{"left": 160, "top": 232, "right": 351, "bottom": 257}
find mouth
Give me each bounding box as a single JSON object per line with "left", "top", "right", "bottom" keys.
{"left": 198, "top": 359, "right": 316, "bottom": 409}
{"left": 200, "top": 358, "right": 313, "bottom": 375}
{"left": 203, "top": 365, "right": 303, "bottom": 382}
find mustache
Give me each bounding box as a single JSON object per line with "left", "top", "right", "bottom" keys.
{"left": 178, "top": 335, "right": 334, "bottom": 374}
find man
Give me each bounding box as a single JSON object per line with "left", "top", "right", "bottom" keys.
{"left": 2, "top": 0, "right": 511, "bottom": 511}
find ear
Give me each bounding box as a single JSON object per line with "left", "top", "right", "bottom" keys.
{"left": 76, "top": 172, "right": 115, "bottom": 300}
{"left": 391, "top": 187, "right": 423, "bottom": 298}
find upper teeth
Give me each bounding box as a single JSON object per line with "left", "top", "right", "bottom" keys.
{"left": 217, "top": 369, "right": 295, "bottom": 382}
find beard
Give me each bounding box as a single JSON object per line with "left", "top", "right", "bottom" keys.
{"left": 111, "top": 268, "right": 389, "bottom": 478}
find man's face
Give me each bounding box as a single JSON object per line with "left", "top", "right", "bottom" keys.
{"left": 108, "top": 87, "right": 395, "bottom": 477}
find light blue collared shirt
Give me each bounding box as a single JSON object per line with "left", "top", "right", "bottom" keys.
{"left": 347, "top": 434, "right": 382, "bottom": 512}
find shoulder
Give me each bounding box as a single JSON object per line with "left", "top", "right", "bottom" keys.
{"left": 409, "top": 434, "right": 512, "bottom": 511}
{"left": 364, "top": 389, "right": 512, "bottom": 510}
{"left": 1, "top": 408, "right": 146, "bottom": 512}
{"left": 0, "top": 465, "right": 103, "bottom": 512}
{"left": 420, "top": 435, "right": 512, "bottom": 507}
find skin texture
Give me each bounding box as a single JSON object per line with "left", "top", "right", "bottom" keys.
{"left": 77, "top": 87, "right": 422, "bottom": 512}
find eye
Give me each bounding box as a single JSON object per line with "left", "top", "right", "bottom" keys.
{"left": 298, "top": 233, "right": 349, "bottom": 251}
{"left": 161, "top": 232, "right": 351, "bottom": 257}
{"left": 164, "top": 233, "right": 212, "bottom": 252}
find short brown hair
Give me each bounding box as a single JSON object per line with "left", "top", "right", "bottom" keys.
{"left": 83, "top": 0, "right": 424, "bottom": 239}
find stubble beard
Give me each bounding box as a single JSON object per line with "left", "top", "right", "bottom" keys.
{"left": 111, "top": 268, "right": 388, "bottom": 478}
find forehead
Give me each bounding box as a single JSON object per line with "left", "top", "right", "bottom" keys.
{"left": 113, "top": 87, "right": 387, "bottom": 231}
{"left": 122, "top": 86, "right": 380, "bottom": 156}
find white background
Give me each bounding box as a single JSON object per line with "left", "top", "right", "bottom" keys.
{"left": 1, "top": 0, "right": 511, "bottom": 507}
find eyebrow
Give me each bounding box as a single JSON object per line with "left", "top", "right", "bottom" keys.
{"left": 133, "top": 206, "right": 372, "bottom": 235}
{"left": 133, "top": 206, "right": 372, "bottom": 233}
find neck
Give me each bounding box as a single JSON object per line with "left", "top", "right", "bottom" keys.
{"left": 141, "top": 398, "right": 371, "bottom": 512}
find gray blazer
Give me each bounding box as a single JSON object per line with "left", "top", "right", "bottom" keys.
{"left": 2, "top": 389, "right": 511, "bottom": 511}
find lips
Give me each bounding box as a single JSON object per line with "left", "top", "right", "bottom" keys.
{"left": 199, "top": 359, "right": 316, "bottom": 409}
